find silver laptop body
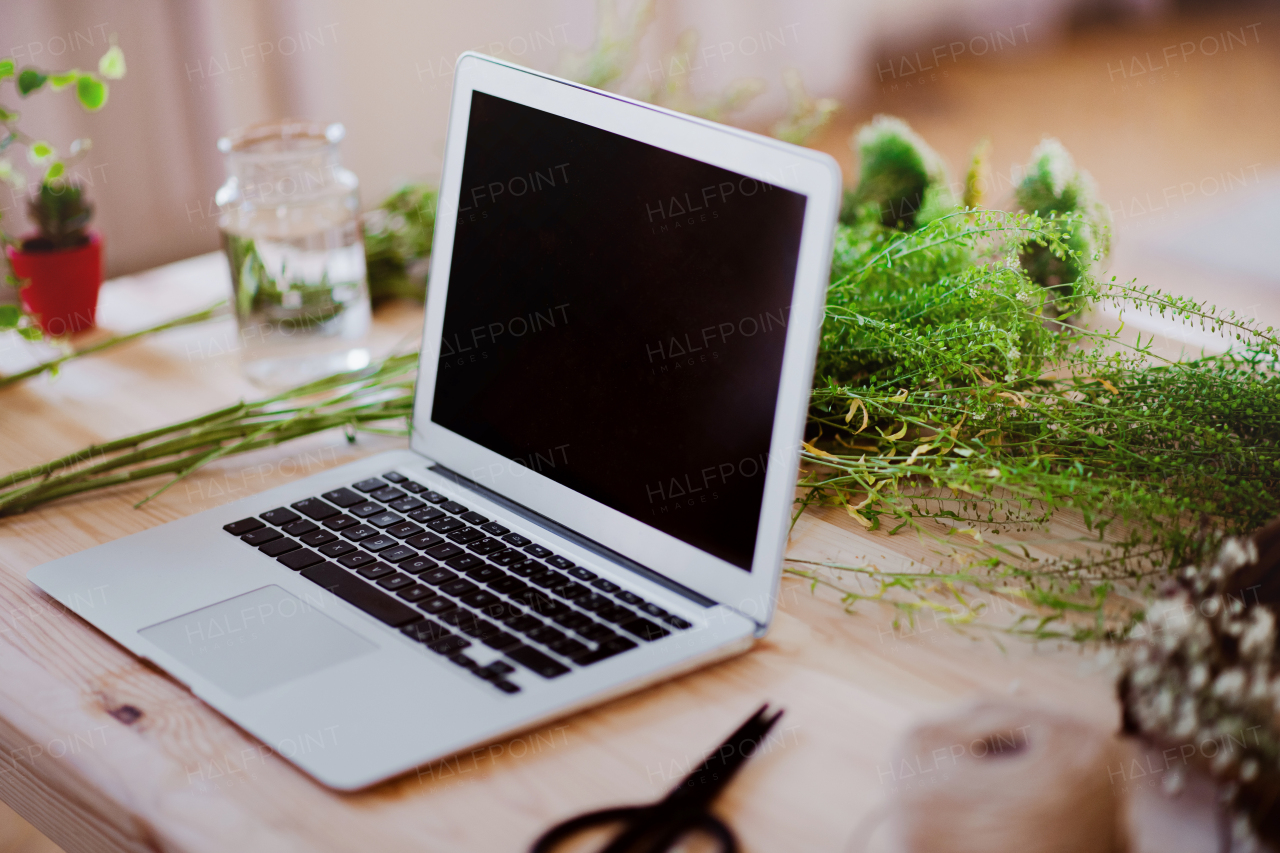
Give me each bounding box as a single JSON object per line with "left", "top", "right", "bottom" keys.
{"left": 28, "top": 53, "right": 841, "bottom": 790}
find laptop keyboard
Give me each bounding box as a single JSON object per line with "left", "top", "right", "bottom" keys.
{"left": 222, "top": 471, "right": 693, "bottom": 694}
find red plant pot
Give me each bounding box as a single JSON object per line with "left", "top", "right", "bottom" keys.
{"left": 6, "top": 231, "right": 104, "bottom": 336}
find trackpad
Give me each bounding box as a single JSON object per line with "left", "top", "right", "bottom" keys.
{"left": 140, "top": 585, "right": 378, "bottom": 699}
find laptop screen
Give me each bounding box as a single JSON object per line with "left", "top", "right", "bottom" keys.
{"left": 432, "top": 91, "right": 808, "bottom": 571}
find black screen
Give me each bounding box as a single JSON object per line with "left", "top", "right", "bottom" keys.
{"left": 432, "top": 91, "right": 807, "bottom": 570}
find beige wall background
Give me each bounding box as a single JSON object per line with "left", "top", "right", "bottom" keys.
{"left": 2, "top": 0, "right": 1161, "bottom": 278}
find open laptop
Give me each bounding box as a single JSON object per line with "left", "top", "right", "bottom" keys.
{"left": 28, "top": 53, "right": 840, "bottom": 791}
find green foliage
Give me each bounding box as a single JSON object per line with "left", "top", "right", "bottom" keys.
{"left": 842, "top": 116, "right": 954, "bottom": 230}
{"left": 0, "top": 303, "right": 42, "bottom": 341}
{"left": 363, "top": 184, "right": 437, "bottom": 302}
{"left": 26, "top": 182, "right": 93, "bottom": 249}
{"left": 803, "top": 207, "right": 1280, "bottom": 638}
{"left": 1014, "top": 138, "right": 1110, "bottom": 304}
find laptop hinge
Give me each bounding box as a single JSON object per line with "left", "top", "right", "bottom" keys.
{"left": 428, "top": 464, "right": 720, "bottom": 610}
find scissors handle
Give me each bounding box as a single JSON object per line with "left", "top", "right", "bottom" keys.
{"left": 530, "top": 804, "right": 737, "bottom": 853}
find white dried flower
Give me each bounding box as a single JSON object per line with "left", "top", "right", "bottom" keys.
{"left": 1240, "top": 608, "right": 1275, "bottom": 657}
{"left": 1213, "top": 669, "right": 1247, "bottom": 701}
{"left": 1188, "top": 664, "right": 1210, "bottom": 690}
{"left": 1241, "top": 758, "right": 1260, "bottom": 782}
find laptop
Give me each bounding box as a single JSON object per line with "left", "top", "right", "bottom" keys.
{"left": 28, "top": 53, "right": 840, "bottom": 791}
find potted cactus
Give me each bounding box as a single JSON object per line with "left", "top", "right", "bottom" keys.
{"left": 0, "top": 43, "right": 124, "bottom": 336}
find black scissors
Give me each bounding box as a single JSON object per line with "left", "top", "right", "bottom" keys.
{"left": 530, "top": 704, "right": 785, "bottom": 853}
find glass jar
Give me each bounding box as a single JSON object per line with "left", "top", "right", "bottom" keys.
{"left": 216, "top": 120, "right": 371, "bottom": 387}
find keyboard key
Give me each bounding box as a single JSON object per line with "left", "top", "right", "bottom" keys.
{"left": 476, "top": 660, "right": 515, "bottom": 680}
{"left": 450, "top": 653, "right": 479, "bottom": 669}
{"left": 491, "top": 550, "right": 527, "bottom": 566}
{"left": 553, "top": 611, "right": 595, "bottom": 632}
{"left": 617, "top": 591, "right": 644, "bottom": 606}
{"left": 518, "top": 592, "right": 569, "bottom": 618}
{"left": 578, "top": 622, "right": 618, "bottom": 643}
{"left": 397, "top": 584, "right": 436, "bottom": 603}
{"left": 371, "top": 487, "right": 406, "bottom": 502}
{"left": 389, "top": 497, "right": 426, "bottom": 513}
{"left": 549, "top": 638, "right": 589, "bottom": 658}
{"left": 377, "top": 573, "right": 415, "bottom": 591}
{"left": 567, "top": 567, "right": 597, "bottom": 581}
{"left": 322, "top": 488, "right": 367, "bottom": 508}
{"left": 353, "top": 478, "right": 386, "bottom": 493}
{"left": 597, "top": 605, "right": 635, "bottom": 624}
{"left": 224, "top": 518, "right": 264, "bottom": 535}
{"left": 342, "top": 525, "right": 378, "bottom": 541}
{"left": 300, "top": 562, "right": 421, "bottom": 627}
{"left": 278, "top": 548, "right": 325, "bottom": 570}
{"left": 468, "top": 538, "right": 505, "bottom": 555}
{"left": 419, "top": 596, "right": 457, "bottom": 616}
{"left": 242, "top": 527, "right": 282, "bottom": 546}
{"left": 323, "top": 515, "right": 359, "bottom": 531}
{"left": 507, "top": 645, "right": 570, "bottom": 678}
{"left": 591, "top": 579, "right": 621, "bottom": 593}
{"left": 506, "top": 615, "right": 544, "bottom": 634}
{"left": 402, "top": 481, "right": 427, "bottom": 494}
{"left": 291, "top": 498, "right": 339, "bottom": 521}
{"left": 465, "top": 565, "right": 503, "bottom": 583}
{"left": 493, "top": 680, "right": 521, "bottom": 694}
{"left": 382, "top": 471, "right": 408, "bottom": 483}
{"left": 368, "top": 512, "right": 404, "bottom": 528}
{"left": 300, "top": 529, "right": 337, "bottom": 547}
{"left": 459, "top": 511, "right": 489, "bottom": 525}
{"left": 425, "top": 543, "right": 464, "bottom": 560}
{"left": 447, "top": 554, "right": 484, "bottom": 572}
{"left": 408, "top": 507, "right": 445, "bottom": 523}
{"left": 261, "top": 507, "right": 301, "bottom": 526}
{"left": 361, "top": 535, "right": 397, "bottom": 552}
{"left": 259, "top": 538, "right": 301, "bottom": 557}
{"left": 283, "top": 519, "right": 319, "bottom": 537}
{"left": 427, "top": 635, "right": 471, "bottom": 655}
{"left": 530, "top": 570, "right": 567, "bottom": 589}
{"left": 421, "top": 568, "right": 459, "bottom": 586}
{"left": 545, "top": 555, "right": 574, "bottom": 570}
{"left": 502, "top": 533, "right": 532, "bottom": 547}
{"left": 357, "top": 562, "right": 395, "bottom": 580}
{"left": 555, "top": 582, "right": 590, "bottom": 600}
{"left": 574, "top": 636, "right": 637, "bottom": 665}
{"left": 509, "top": 560, "right": 542, "bottom": 577}
{"left": 338, "top": 551, "right": 377, "bottom": 569}
{"left": 406, "top": 532, "right": 445, "bottom": 550}
{"left": 399, "top": 557, "right": 439, "bottom": 574}
{"left": 401, "top": 619, "right": 449, "bottom": 643}
{"left": 427, "top": 517, "right": 465, "bottom": 534}
{"left": 660, "top": 614, "right": 692, "bottom": 630}
{"left": 384, "top": 517, "right": 424, "bottom": 537}
{"left": 442, "top": 579, "right": 479, "bottom": 597}
{"left": 462, "top": 618, "right": 503, "bottom": 640}
{"left": 481, "top": 601, "right": 525, "bottom": 622}
{"left": 440, "top": 501, "right": 469, "bottom": 514}
{"left": 422, "top": 491, "right": 448, "bottom": 504}
{"left": 460, "top": 590, "right": 501, "bottom": 609}
{"left": 640, "top": 603, "right": 667, "bottom": 618}
{"left": 620, "top": 617, "right": 670, "bottom": 641}
{"left": 319, "top": 540, "right": 357, "bottom": 558}
{"left": 380, "top": 545, "right": 417, "bottom": 563}
{"left": 483, "top": 632, "right": 522, "bottom": 651}
{"left": 489, "top": 576, "right": 528, "bottom": 595}
{"left": 480, "top": 522, "right": 510, "bottom": 536}
{"left": 576, "top": 593, "right": 611, "bottom": 612}
{"left": 351, "top": 503, "right": 385, "bottom": 519}
{"left": 524, "top": 544, "right": 552, "bottom": 558}
{"left": 447, "top": 528, "right": 484, "bottom": 545}
{"left": 528, "top": 625, "right": 567, "bottom": 646}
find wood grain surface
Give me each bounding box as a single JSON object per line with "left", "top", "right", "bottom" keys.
{"left": 0, "top": 255, "right": 1223, "bottom": 852}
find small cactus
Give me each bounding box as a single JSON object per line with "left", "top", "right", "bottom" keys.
{"left": 25, "top": 182, "right": 93, "bottom": 250}
{"left": 842, "top": 115, "right": 954, "bottom": 230}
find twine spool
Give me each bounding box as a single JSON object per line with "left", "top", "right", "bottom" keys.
{"left": 884, "top": 699, "right": 1129, "bottom": 853}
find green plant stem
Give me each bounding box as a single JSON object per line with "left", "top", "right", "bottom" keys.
{"left": 0, "top": 300, "right": 228, "bottom": 389}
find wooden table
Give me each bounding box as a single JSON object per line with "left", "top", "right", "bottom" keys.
{"left": 0, "top": 254, "right": 1221, "bottom": 852}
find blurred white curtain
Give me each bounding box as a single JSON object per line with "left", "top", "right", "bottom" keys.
{"left": 2, "top": 0, "right": 1162, "bottom": 278}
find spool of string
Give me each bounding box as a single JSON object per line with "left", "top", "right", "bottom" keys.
{"left": 883, "top": 700, "right": 1129, "bottom": 853}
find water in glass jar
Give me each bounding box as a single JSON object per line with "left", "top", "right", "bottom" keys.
{"left": 222, "top": 206, "right": 371, "bottom": 387}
